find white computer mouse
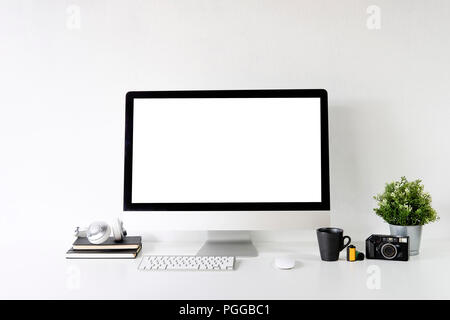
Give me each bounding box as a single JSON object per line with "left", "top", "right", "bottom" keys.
{"left": 274, "top": 257, "right": 296, "bottom": 270}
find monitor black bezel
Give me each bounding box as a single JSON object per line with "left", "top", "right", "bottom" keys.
{"left": 124, "top": 89, "right": 330, "bottom": 211}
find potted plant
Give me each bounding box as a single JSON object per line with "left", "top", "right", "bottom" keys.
{"left": 373, "top": 176, "right": 439, "bottom": 256}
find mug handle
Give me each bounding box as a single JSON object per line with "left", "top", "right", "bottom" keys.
{"left": 341, "top": 236, "right": 351, "bottom": 251}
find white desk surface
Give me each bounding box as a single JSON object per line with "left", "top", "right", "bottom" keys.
{"left": 1, "top": 239, "right": 449, "bottom": 299}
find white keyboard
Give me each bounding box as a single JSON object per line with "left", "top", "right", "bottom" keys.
{"left": 138, "top": 255, "right": 235, "bottom": 271}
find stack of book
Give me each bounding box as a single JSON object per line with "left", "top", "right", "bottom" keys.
{"left": 65, "top": 236, "right": 142, "bottom": 259}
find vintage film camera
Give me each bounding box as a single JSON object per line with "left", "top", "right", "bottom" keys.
{"left": 366, "top": 234, "right": 409, "bottom": 261}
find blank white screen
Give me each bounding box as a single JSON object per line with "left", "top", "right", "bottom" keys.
{"left": 132, "top": 98, "right": 322, "bottom": 203}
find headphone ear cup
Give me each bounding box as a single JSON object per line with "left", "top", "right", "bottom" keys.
{"left": 86, "top": 222, "right": 111, "bottom": 244}
{"left": 74, "top": 227, "right": 88, "bottom": 238}
{"left": 112, "top": 218, "right": 125, "bottom": 242}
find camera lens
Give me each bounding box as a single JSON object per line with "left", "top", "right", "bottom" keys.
{"left": 381, "top": 243, "right": 397, "bottom": 259}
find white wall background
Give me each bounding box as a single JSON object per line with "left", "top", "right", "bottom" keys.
{"left": 1, "top": 0, "right": 449, "bottom": 245}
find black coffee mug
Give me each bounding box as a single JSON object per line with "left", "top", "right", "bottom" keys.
{"left": 317, "top": 227, "right": 351, "bottom": 261}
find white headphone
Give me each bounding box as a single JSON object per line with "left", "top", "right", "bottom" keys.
{"left": 74, "top": 218, "right": 127, "bottom": 244}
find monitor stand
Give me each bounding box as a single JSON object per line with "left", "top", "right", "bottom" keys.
{"left": 196, "top": 231, "right": 258, "bottom": 257}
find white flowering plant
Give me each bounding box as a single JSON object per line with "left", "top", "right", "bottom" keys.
{"left": 373, "top": 176, "right": 439, "bottom": 226}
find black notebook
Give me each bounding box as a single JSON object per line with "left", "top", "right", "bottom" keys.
{"left": 66, "top": 246, "right": 141, "bottom": 259}
{"left": 72, "top": 236, "right": 142, "bottom": 250}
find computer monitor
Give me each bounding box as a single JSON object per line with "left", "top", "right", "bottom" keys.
{"left": 124, "top": 89, "right": 330, "bottom": 256}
